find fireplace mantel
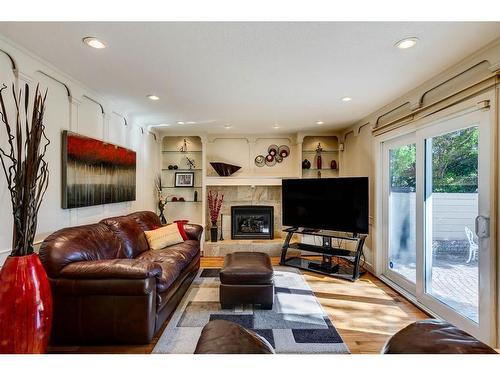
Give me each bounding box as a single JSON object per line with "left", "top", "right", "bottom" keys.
{"left": 205, "top": 176, "right": 285, "bottom": 186}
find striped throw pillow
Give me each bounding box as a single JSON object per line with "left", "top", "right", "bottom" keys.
{"left": 144, "top": 222, "right": 188, "bottom": 250}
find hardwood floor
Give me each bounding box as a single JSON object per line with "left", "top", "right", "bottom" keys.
{"left": 48, "top": 256, "right": 428, "bottom": 354}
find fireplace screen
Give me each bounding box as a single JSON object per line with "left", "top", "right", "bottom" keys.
{"left": 231, "top": 205, "right": 274, "bottom": 240}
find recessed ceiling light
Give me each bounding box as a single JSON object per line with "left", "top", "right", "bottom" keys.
{"left": 224, "top": 124, "right": 232, "bottom": 129}
{"left": 395, "top": 37, "right": 418, "bottom": 49}
{"left": 186, "top": 121, "right": 196, "bottom": 125}
{"left": 273, "top": 124, "right": 280, "bottom": 129}
{"left": 147, "top": 95, "right": 159, "bottom": 101}
{"left": 177, "top": 121, "right": 185, "bottom": 125}
{"left": 82, "top": 37, "right": 106, "bottom": 49}
{"left": 155, "top": 123, "right": 170, "bottom": 127}
{"left": 316, "top": 121, "right": 324, "bottom": 125}
{"left": 341, "top": 96, "right": 352, "bottom": 102}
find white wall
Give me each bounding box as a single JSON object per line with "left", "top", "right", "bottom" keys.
{"left": 0, "top": 37, "right": 159, "bottom": 266}
{"left": 339, "top": 124, "right": 375, "bottom": 267}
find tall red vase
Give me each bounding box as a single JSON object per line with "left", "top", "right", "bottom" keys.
{"left": 316, "top": 154, "right": 322, "bottom": 170}
{"left": 0, "top": 253, "right": 52, "bottom": 353}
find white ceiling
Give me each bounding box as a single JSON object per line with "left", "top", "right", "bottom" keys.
{"left": 0, "top": 22, "right": 498, "bottom": 134}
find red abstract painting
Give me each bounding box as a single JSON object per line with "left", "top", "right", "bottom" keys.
{"left": 62, "top": 131, "right": 136, "bottom": 208}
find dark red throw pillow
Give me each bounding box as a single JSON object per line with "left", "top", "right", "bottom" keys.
{"left": 176, "top": 221, "right": 188, "bottom": 241}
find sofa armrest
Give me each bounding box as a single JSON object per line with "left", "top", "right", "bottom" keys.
{"left": 184, "top": 224, "right": 204, "bottom": 241}
{"left": 60, "top": 259, "right": 162, "bottom": 279}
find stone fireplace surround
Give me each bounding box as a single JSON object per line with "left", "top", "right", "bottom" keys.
{"left": 204, "top": 185, "right": 284, "bottom": 256}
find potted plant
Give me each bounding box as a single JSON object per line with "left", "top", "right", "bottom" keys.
{"left": 208, "top": 190, "right": 224, "bottom": 242}
{"left": 0, "top": 83, "right": 52, "bottom": 353}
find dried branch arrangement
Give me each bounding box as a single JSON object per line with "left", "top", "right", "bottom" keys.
{"left": 0, "top": 83, "right": 50, "bottom": 256}
{"left": 154, "top": 173, "right": 163, "bottom": 200}
{"left": 207, "top": 190, "right": 224, "bottom": 226}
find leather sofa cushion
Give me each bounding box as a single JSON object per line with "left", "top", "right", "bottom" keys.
{"left": 220, "top": 252, "right": 273, "bottom": 285}
{"left": 382, "top": 319, "right": 498, "bottom": 354}
{"left": 195, "top": 320, "right": 275, "bottom": 354}
{"left": 137, "top": 241, "right": 200, "bottom": 293}
{"left": 39, "top": 223, "right": 124, "bottom": 278}
{"left": 101, "top": 215, "right": 151, "bottom": 258}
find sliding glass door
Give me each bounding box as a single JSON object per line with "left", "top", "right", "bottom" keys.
{"left": 383, "top": 135, "right": 417, "bottom": 292}
{"left": 382, "top": 107, "right": 494, "bottom": 344}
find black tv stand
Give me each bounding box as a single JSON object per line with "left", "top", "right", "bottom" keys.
{"left": 279, "top": 227, "right": 367, "bottom": 281}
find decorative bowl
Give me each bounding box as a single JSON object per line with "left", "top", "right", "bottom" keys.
{"left": 210, "top": 162, "right": 242, "bottom": 176}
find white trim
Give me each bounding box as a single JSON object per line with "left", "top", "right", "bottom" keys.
{"left": 376, "top": 90, "right": 497, "bottom": 345}
{"left": 381, "top": 133, "right": 417, "bottom": 294}
{"left": 205, "top": 176, "right": 284, "bottom": 186}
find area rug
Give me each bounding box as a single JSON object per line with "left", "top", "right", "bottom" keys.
{"left": 153, "top": 266, "right": 350, "bottom": 354}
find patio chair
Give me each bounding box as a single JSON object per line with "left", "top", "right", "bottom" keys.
{"left": 464, "top": 226, "right": 478, "bottom": 263}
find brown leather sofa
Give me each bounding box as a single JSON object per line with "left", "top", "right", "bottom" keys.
{"left": 39, "top": 211, "right": 203, "bottom": 345}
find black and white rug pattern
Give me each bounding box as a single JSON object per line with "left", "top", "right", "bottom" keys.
{"left": 153, "top": 266, "right": 350, "bottom": 354}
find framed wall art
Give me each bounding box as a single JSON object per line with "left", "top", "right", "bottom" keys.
{"left": 62, "top": 130, "right": 136, "bottom": 208}
{"left": 174, "top": 172, "right": 195, "bottom": 187}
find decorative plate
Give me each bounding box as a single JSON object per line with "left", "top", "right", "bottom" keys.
{"left": 278, "top": 145, "right": 290, "bottom": 158}
{"left": 275, "top": 154, "right": 283, "bottom": 163}
{"left": 254, "top": 155, "right": 265, "bottom": 167}
{"left": 265, "top": 156, "right": 277, "bottom": 167}
{"left": 268, "top": 144, "right": 278, "bottom": 156}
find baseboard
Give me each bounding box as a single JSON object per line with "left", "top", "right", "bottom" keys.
{"left": 361, "top": 260, "right": 374, "bottom": 274}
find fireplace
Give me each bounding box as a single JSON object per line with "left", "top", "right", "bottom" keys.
{"left": 231, "top": 205, "right": 274, "bottom": 240}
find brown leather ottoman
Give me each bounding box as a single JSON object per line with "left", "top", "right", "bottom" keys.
{"left": 219, "top": 252, "right": 274, "bottom": 310}
{"left": 194, "top": 320, "right": 274, "bottom": 354}
{"left": 382, "top": 319, "right": 498, "bottom": 354}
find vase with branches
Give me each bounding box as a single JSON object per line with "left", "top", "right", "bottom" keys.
{"left": 208, "top": 190, "right": 224, "bottom": 242}
{"left": 155, "top": 174, "right": 167, "bottom": 224}
{"left": 0, "top": 83, "right": 52, "bottom": 353}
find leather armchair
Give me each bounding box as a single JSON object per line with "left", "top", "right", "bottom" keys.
{"left": 382, "top": 319, "right": 497, "bottom": 354}
{"left": 39, "top": 211, "right": 203, "bottom": 345}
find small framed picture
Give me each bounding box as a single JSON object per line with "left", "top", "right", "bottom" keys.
{"left": 175, "top": 172, "right": 195, "bottom": 187}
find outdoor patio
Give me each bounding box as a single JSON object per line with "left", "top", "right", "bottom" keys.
{"left": 393, "top": 249, "right": 478, "bottom": 322}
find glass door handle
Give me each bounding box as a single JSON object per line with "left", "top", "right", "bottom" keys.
{"left": 475, "top": 215, "right": 490, "bottom": 239}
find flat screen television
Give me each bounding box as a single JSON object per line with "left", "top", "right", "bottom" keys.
{"left": 282, "top": 177, "right": 369, "bottom": 234}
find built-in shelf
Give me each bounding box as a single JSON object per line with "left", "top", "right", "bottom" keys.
{"left": 162, "top": 136, "right": 203, "bottom": 225}
{"left": 302, "top": 168, "right": 339, "bottom": 171}
{"left": 166, "top": 200, "right": 203, "bottom": 203}
{"left": 302, "top": 135, "right": 340, "bottom": 179}
{"left": 162, "top": 168, "right": 203, "bottom": 171}
{"left": 205, "top": 176, "right": 286, "bottom": 186}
